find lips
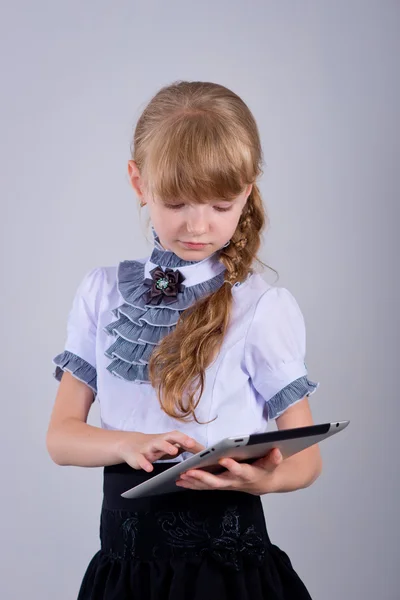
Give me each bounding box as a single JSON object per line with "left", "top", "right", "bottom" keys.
{"left": 180, "top": 241, "right": 208, "bottom": 246}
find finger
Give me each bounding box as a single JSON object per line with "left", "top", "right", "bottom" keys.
{"left": 270, "top": 448, "right": 283, "bottom": 464}
{"left": 180, "top": 469, "right": 229, "bottom": 490}
{"left": 176, "top": 475, "right": 214, "bottom": 491}
{"left": 176, "top": 479, "right": 208, "bottom": 491}
{"left": 128, "top": 453, "right": 153, "bottom": 473}
{"left": 153, "top": 440, "right": 179, "bottom": 456}
{"left": 158, "top": 443, "right": 186, "bottom": 460}
{"left": 218, "top": 458, "right": 254, "bottom": 482}
{"left": 189, "top": 441, "right": 206, "bottom": 454}
{"left": 164, "top": 432, "right": 205, "bottom": 454}
{"left": 254, "top": 448, "right": 282, "bottom": 471}
{"left": 173, "top": 443, "right": 185, "bottom": 456}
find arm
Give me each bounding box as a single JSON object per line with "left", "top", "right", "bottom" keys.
{"left": 46, "top": 372, "right": 204, "bottom": 469}
{"left": 260, "top": 397, "right": 323, "bottom": 493}
{"left": 47, "top": 372, "right": 124, "bottom": 467}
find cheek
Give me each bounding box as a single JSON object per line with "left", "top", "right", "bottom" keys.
{"left": 148, "top": 207, "right": 165, "bottom": 225}
{"left": 221, "top": 210, "right": 242, "bottom": 235}
{"left": 151, "top": 209, "right": 181, "bottom": 236}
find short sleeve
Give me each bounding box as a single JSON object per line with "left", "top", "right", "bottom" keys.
{"left": 52, "top": 268, "right": 104, "bottom": 395}
{"left": 244, "top": 287, "right": 318, "bottom": 419}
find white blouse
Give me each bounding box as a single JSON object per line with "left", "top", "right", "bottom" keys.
{"left": 53, "top": 244, "right": 318, "bottom": 463}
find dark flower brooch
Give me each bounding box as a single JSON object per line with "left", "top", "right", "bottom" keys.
{"left": 143, "top": 266, "right": 185, "bottom": 306}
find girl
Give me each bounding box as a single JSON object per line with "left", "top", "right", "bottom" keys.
{"left": 47, "top": 80, "right": 322, "bottom": 600}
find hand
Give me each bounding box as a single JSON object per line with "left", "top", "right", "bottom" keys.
{"left": 175, "top": 448, "right": 283, "bottom": 495}
{"left": 117, "top": 430, "right": 205, "bottom": 472}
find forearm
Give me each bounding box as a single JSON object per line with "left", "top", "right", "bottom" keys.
{"left": 46, "top": 418, "right": 143, "bottom": 468}
{"left": 267, "top": 447, "right": 323, "bottom": 493}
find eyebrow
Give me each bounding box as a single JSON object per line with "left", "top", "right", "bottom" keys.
{"left": 161, "top": 197, "right": 237, "bottom": 205}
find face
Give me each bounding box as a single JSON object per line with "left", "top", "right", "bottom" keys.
{"left": 128, "top": 161, "right": 252, "bottom": 261}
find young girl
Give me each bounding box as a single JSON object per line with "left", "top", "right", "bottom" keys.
{"left": 47, "top": 80, "right": 322, "bottom": 600}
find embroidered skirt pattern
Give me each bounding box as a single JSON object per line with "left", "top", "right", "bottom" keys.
{"left": 77, "top": 463, "right": 312, "bottom": 600}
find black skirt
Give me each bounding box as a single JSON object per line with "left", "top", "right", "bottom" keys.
{"left": 78, "top": 463, "right": 312, "bottom": 600}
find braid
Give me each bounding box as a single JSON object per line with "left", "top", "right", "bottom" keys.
{"left": 134, "top": 81, "right": 269, "bottom": 421}
{"left": 149, "top": 184, "right": 266, "bottom": 422}
{"left": 220, "top": 188, "right": 264, "bottom": 285}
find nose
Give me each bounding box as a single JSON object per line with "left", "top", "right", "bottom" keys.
{"left": 185, "top": 207, "right": 208, "bottom": 236}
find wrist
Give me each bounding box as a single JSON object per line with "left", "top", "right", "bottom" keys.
{"left": 261, "top": 454, "right": 322, "bottom": 494}
{"left": 257, "top": 467, "right": 281, "bottom": 495}
{"left": 114, "top": 431, "right": 147, "bottom": 463}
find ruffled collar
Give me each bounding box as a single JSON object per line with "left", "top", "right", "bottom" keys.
{"left": 104, "top": 234, "right": 227, "bottom": 383}
{"left": 148, "top": 229, "right": 226, "bottom": 282}
{"left": 146, "top": 246, "right": 226, "bottom": 288}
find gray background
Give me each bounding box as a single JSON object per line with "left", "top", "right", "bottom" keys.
{"left": 1, "top": 1, "right": 399, "bottom": 598}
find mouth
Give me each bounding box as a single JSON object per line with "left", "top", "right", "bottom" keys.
{"left": 179, "top": 241, "right": 209, "bottom": 249}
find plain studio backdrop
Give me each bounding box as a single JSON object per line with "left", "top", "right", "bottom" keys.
{"left": 0, "top": 1, "right": 399, "bottom": 598}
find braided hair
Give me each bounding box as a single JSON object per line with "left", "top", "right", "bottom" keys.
{"left": 148, "top": 185, "right": 265, "bottom": 422}
{"left": 132, "top": 81, "right": 268, "bottom": 421}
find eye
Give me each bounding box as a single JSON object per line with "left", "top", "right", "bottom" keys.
{"left": 164, "top": 204, "right": 185, "bottom": 210}
{"left": 214, "top": 206, "right": 232, "bottom": 212}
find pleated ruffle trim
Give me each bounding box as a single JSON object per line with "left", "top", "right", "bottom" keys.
{"left": 268, "top": 376, "right": 319, "bottom": 419}
{"left": 53, "top": 350, "right": 97, "bottom": 394}
{"left": 104, "top": 257, "right": 226, "bottom": 384}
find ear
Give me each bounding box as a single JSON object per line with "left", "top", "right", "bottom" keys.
{"left": 128, "top": 160, "right": 145, "bottom": 203}
{"left": 241, "top": 184, "right": 253, "bottom": 212}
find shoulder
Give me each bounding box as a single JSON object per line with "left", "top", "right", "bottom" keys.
{"left": 234, "top": 273, "right": 302, "bottom": 320}
{"left": 74, "top": 266, "right": 115, "bottom": 305}
{"left": 254, "top": 283, "right": 304, "bottom": 324}
{"left": 77, "top": 257, "right": 148, "bottom": 298}
{"left": 243, "top": 277, "right": 306, "bottom": 360}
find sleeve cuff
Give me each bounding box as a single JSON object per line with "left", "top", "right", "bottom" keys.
{"left": 53, "top": 350, "right": 97, "bottom": 395}
{"left": 267, "top": 376, "right": 319, "bottom": 419}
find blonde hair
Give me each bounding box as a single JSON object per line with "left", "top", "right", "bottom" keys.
{"left": 132, "top": 81, "right": 267, "bottom": 422}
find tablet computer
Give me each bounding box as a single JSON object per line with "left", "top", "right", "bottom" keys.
{"left": 121, "top": 420, "right": 349, "bottom": 499}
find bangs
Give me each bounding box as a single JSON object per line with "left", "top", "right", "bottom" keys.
{"left": 141, "top": 113, "right": 256, "bottom": 203}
